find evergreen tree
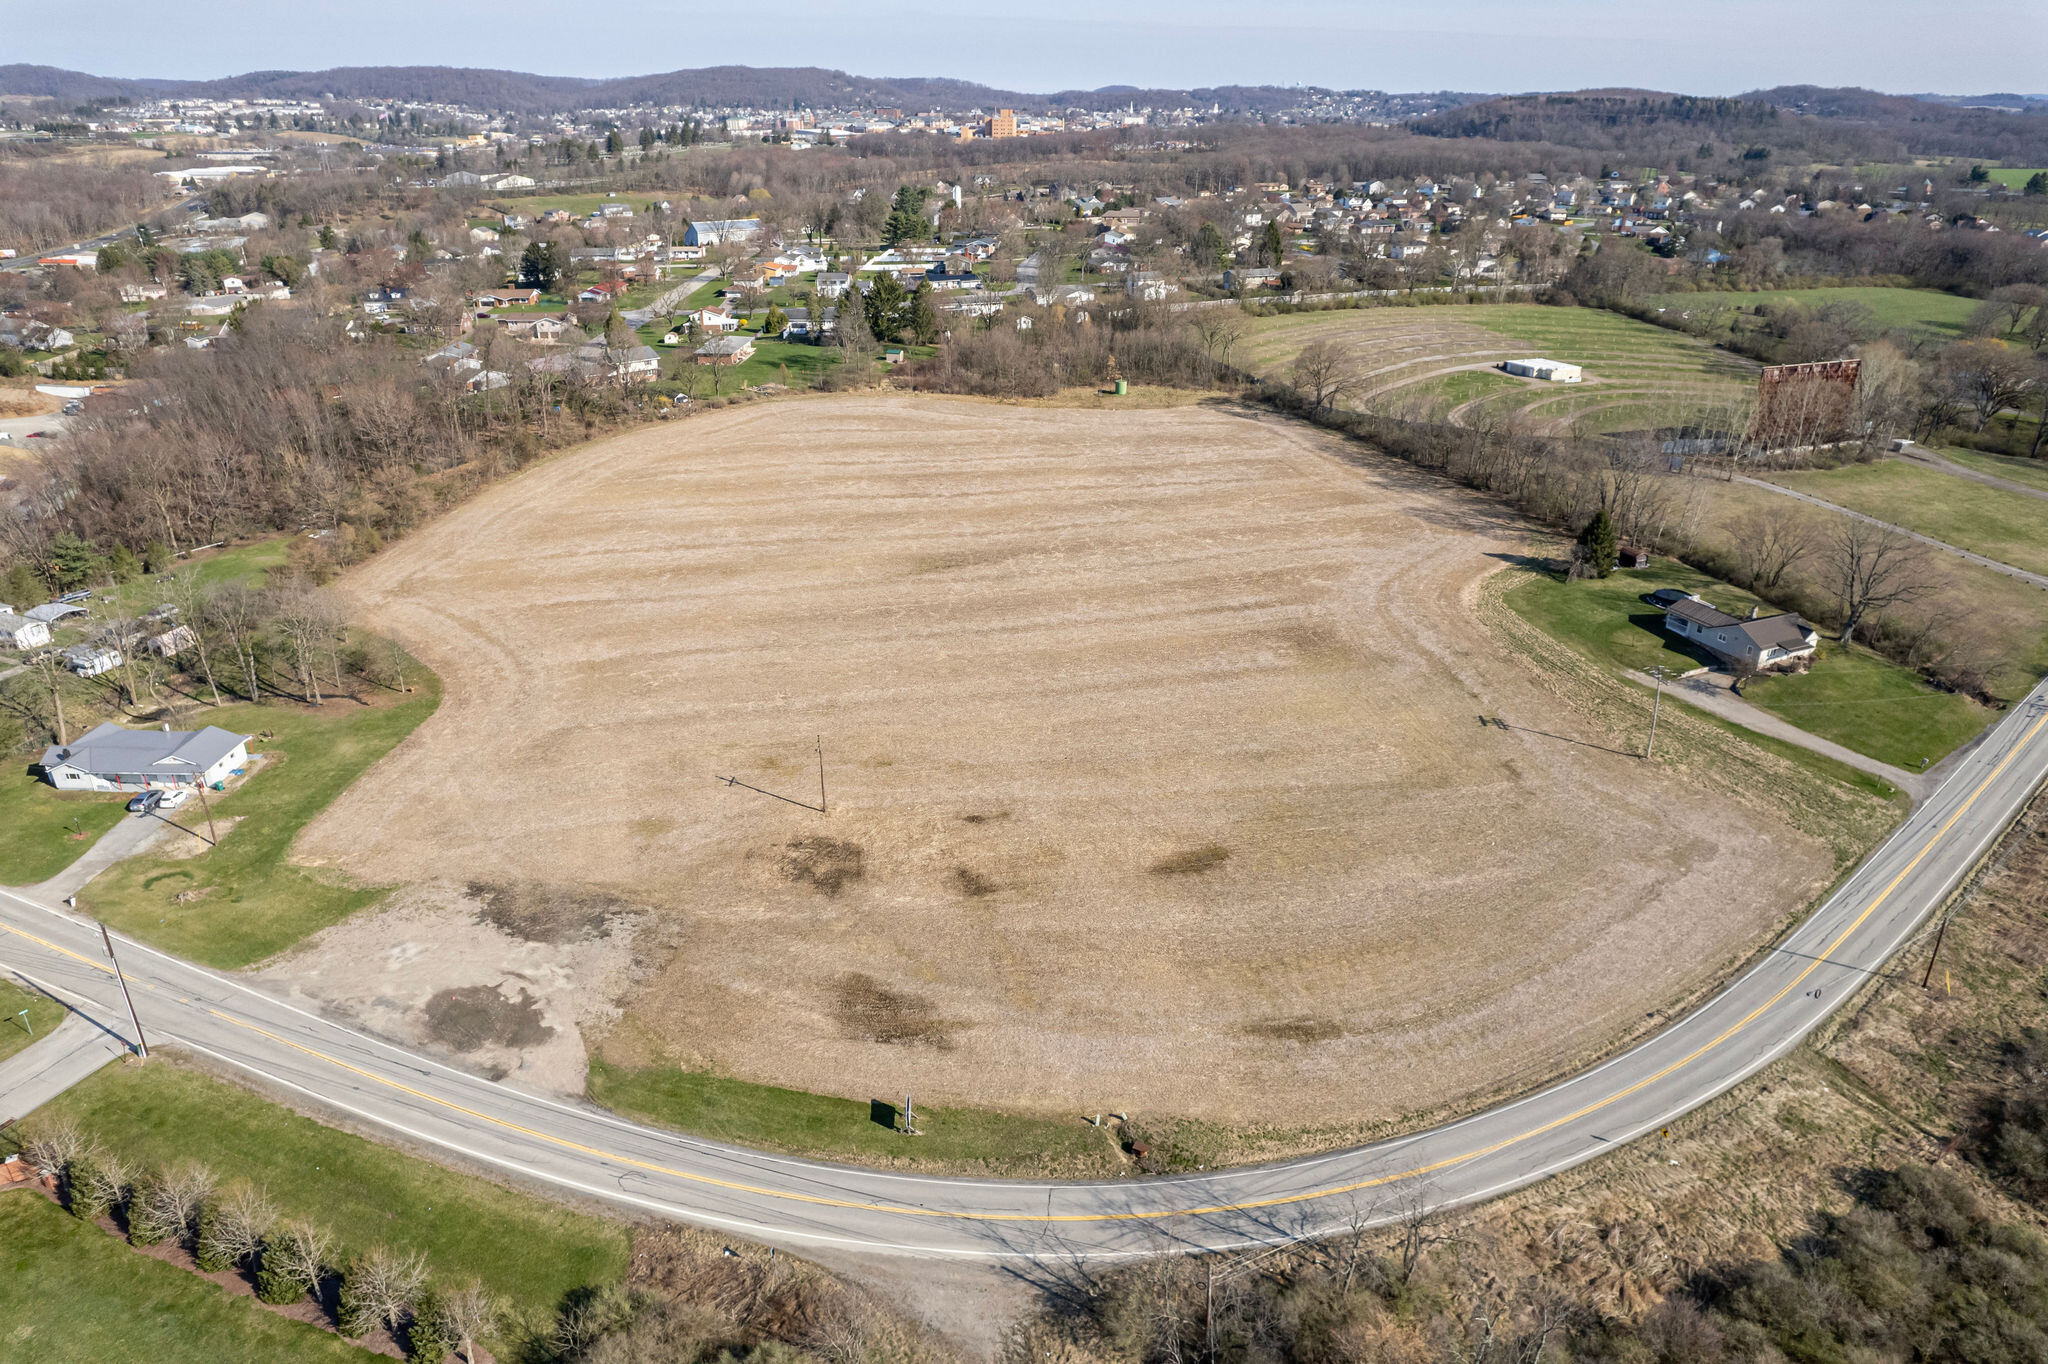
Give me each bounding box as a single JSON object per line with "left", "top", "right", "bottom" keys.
{"left": 1262, "top": 220, "right": 1284, "bottom": 268}
{"left": 908, "top": 281, "right": 939, "bottom": 345}
{"left": 1578, "top": 509, "right": 1619, "bottom": 579}
{"left": 865, "top": 272, "right": 907, "bottom": 339}
{"left": 519, "top": 241, "right": 559, "bottom": 292}
{"left": 604, "top": 128, "right": 624, "bottom": 155}
{"left": 49, "top": 531, "right": 104, "bottom": 589}
{"left": 835, "top": 282, "right": 873, "bottom": 352}
{"left": 2026, "top": 172, "right": 2048, "bottom": 197}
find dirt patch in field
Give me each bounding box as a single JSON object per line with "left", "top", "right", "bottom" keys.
{"left": 252, "top": 882, "right": 654, "bottom": 1093}
{"left": 302, "top": 394, "right": 1849, "bottom": 1127}
{"left": 423, "top": 984, "right": 555, "bottom": 1052}
{"left": 781, "top": 838, "right": 864, "bottom": 896}
{"left": 835, "top": 973, "right": 955, "bottom": 1049}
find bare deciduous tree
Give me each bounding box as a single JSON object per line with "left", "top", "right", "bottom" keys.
{"left": 129, "top": 1161, "right": 217, "bottom": 1247}
{"left": 260, "top": 1220, "right": 332, "bottom": 1300}
{"left": 434, "top": 1278, "right": 503, "bottom": 1364}
{"left": 339, "top": 1244, "right": 430, "bottom": 1339}
{"left": 1191, "top": 308, "right": 1248, "bottom": 369}
{"left": 197, "top": 1181, "right": 277, "bottom": 1272}
{"left": 1729, "top": 506, "right": 1817, "bottom": 591}
{"left": 1823, "top": 520, "right": 1937, "bottom": 642}
{"left": 1291, "top": 338, "right": 1359, "bottom": 415}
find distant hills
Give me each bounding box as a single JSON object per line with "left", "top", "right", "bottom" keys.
{"left": 0, "top": 62, "right": 1473, "bottom": 116}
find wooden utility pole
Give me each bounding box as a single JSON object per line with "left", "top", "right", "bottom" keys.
{"left": 101, "top": 923, "right": 148, "bottom": 1058}
{"left": 1645, "top": 665, "right": 1673, "bottom": 759}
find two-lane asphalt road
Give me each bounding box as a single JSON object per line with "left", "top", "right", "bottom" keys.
{"left": 5, "top": 678, "right": 2047, "bottom": 1261}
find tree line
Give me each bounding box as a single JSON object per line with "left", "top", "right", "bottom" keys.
{"left": 24, "top": 1118, "right": 499, "bottom": 1361}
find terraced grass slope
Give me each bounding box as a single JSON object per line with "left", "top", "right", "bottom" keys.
{"left": 1242, "top": 304, "right": 1756, "bottom": 433}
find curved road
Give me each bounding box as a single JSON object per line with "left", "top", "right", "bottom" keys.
{"left": 4, "top": 679, "right": 2047, "bottom": 1261}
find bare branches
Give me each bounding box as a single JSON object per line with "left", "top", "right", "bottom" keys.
{"left": 1290, "top": 338, "right": 1360, "bottom": 415}
{"left": 1823, "top": 520, "right": 1938, "bottom": 643}
{"left": 1729, "top": 505, "right": 1816, "bottom": 592}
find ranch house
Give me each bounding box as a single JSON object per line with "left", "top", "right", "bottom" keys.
{"left": 1664, "top": 598, "right": 1819, "bottom": 672}
{"left": 41, "top": 722, "right": 252, "bottom": 793}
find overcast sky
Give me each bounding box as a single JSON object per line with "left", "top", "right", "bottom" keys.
{"left": 7, "top": 0, "right": 2040, "bottom": 96}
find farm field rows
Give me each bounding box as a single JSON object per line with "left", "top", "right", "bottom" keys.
{"left": 1241, "top": 303, "right": 1757, "bottom": 433}
{"left": 298, "top": 394, "right": 1870, "bottom": 1135}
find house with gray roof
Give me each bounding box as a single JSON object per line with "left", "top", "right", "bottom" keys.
{"left": 40, "top": 722, "right": 252, "bottom": 793}
{"left": 1664, "top": 598, "right": 1818, "bottom": 672}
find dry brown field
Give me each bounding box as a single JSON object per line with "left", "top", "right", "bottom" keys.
{"left": 300, "top": 394, "right": 1844, "bottom": 1126}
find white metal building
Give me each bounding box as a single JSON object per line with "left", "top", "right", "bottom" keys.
{"left": 1502, "top": 358, "right": 1583, "bottom": 382}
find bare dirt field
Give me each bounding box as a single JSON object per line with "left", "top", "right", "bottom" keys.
{"left": 297, "top": 394, "right": 1841, "bottom": 1127}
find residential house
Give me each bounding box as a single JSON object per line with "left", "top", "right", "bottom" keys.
{"left": 816, "top": 271, "right": 853, "bottom": 299}
{"left": 1224, "top": 267, "right": 1281, "bottom": 290}
{"left": 119, "top": 283, "right": 168, "bottom": 302}
{"left": 39, "top": 721, "right": 252, "bottom": 793}
{"left": 924, "top": 260, "right": 983, "bottom": 290}
{"left": 578, "top": 280, "right": 630, "bottom": 303}
{"left": 1664, "top": 599, "right": 1819, "bottom": 672}
{"left": 498, "top": 315, "right": 567, "bottom": 342}
{"left": 567, "top": 340, "right": 660, "bottom": 384}
{"left": 1126, "top": 271, "right": 1175, "bottom": 301}
{"left": 694, "top": 335, "right": 756, "bottom": 365}
{"left": 689, "top": 308, "right": 741, "bottom": 333}
{"left": 0, "top": 611, "right": 51, "bottom": 650}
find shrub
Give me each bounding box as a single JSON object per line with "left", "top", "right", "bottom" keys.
{"left": 127, "top": 1162, "right": 215, "bottom": 1247}
{"left": 255, "top": 1220, "right": 331, "bottom": 1305}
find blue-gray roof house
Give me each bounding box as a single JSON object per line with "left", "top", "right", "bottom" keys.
{"left": 41, "top": 722, "right": 252, "bottom": 793}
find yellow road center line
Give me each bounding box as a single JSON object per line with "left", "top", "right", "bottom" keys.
{"left": 14, "top": 708, "right": 2048, "bottom": 1225}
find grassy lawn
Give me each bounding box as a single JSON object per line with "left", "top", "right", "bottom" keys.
{"left": 589, "top": 1058, "right": 1123, "bottom": 1177}
{"left": 1734, "top": 286, "right": 1983, "bottom": 337}
{"left": 673, "top": 336, "right": 843, "bottom": 393}
{"left": 1985, "top": 168, "right": 2048, "bottom": 190}
{"left": 35, "top": 1061, "right": 630, "bottom": 1330}
{"left": 1742, "top": 644, "right": 1993, "bottom": 772}
{"left": 0, "top": 1192, "right": 380, "bottom": 1364}
{"left": 1504, "top": 559, "right": 1773, "bottom": 675}
{"left": 81, "top": 663, "right": 441, "bottom": 968}
{"left": 1938, "top": 447, "right": 2048, "bottom": 494}
{"left": 1765, "top": 459, "right": 2048, "bottom": 578}
{"left": 0, "top": 771, "right": 125, "bottom": 885}
{"left": 1505, "top": 558, "right": 1989, "bottom": 767}
{"left": 105, "top": 538, "right": 292, "bottom": 618}
{"left": 0, "top": 978, "right": 67, "bottom": 1065}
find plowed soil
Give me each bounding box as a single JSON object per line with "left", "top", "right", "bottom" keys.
{"left": 300, "top": 394, "right": 1836, "bottom": 1125}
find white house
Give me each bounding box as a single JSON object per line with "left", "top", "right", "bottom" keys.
{"left": 61, "top": 643, "right": 123, "bottom": 677}
{"left": 1126, "top": 271, "right": 1175, "bottom": 301}
{"left": 0, "top": 611, "right": 51, "bottom": 650}
{"left": 1664, "top": 599, "right": 1819, "bottom": 672}
{"left": 1502, "top": 358, "right": 1582, "bottom": 383}
{"left": 40, "top": 722, "right": 252, "bottom": 793}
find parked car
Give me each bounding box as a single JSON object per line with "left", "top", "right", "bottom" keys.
{"left": 1644, "top": 588, "right": 1701, "bottom": 609}
{"left": 126, "top": 790, "right": 162, "bottom": 815}
{"left": 60, "top": 400, "right": 83, "bottom": 415}
{"left": 156, "top": 789, "right": 192, "bottom": 811}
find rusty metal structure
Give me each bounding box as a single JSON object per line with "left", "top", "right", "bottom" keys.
{"left": 1748, "top": 358, "right": 1861, "bottom": 451}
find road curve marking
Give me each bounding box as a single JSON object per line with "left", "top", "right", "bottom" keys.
{"left": 12, "top": 706, "right": 2046, "bottom": 1227}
